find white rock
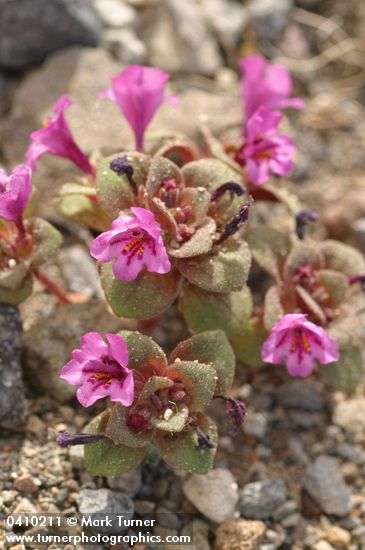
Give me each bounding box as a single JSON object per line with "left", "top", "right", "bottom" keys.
{"left": 333, "top": 398, "right": 365, "bottom": 432}
{"left": 94, "top": 0, "right": 137, "bottom": 28}
{"left": 183, "top": 468, "right": 239, "bottom": 523}
{"left": 202, "top": 0, "right": 249, "bottom": 48}
{"left": 102, "top": 28, "right": 146, "bottom": 64}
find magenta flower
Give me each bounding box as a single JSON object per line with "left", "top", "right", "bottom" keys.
{"left": 60, "top": 332, "right": 134, "bottom": 408}
{"left": 99, "top": 65, "right": 170, "bottom": 151}
{"left": 90, "top": 207, "right": 171, "bottom": 281}
{"left": 239, "top": 55, "right": 304, "bottom": 119}
{"left": 236, "top": 106, "right": 297, "bottom": 186}
{"left": 0, "top": 164, "right": 32, "bottom": 230}
{"left": 261, "top": 314, "right": 339, "bottom": 378}
{"left": 26, "top": 95, "right": 94, "bottom": 176}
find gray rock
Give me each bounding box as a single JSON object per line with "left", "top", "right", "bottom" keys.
{"left": 275, "top": 380, "right": 325, "bottom": 411}
{"left": 183, "top": 468, "right": 239, "bottom": 523}
{"left": 78, "top": 488, "right": 134, "bottom": 534}
{"left": 69, "top": 445, "right": 85, "bottom": 470}
{"left": 247, "top": 0, "right": 293, "bottom": 43}
{"left": 239, "top": 479, "right": 288, "bottom": 519}
{"left": 143, "top": 0, "right": 222, "bottom": 75}
{"left": 334, "top": 442, "right": 365, "bottom": 465}
{"left": 243, "top": 412, "right": 267, "bottom": 439}
{"left": 202, "top": 0, "right": 249, "bottom": 49}
{"left": 94, "top": 0, "right": 137, "bottom": 28}
{"left": 22, "top": 299, "right": 126, "bottom": 403}
{"left": 303, "top": 456, "right": 353, "bottom": 516}
{"left": 333, "top": 398, "right": 365, "bottom": 433}
{"left": 0, "top": 303, "right": 28, "bottom": 429}
{"left": 58, "top": 245, "right": 102, "bottom": 298}
{"left": 181, "top": 520, "right": 210, "bottom": 550}
{"left": 107, "top": 468, "right": 142, "bottom": 496}
{"left": 102, "top": 28, "right": 146, "bottom": 64}
{"left": 272, "top": 500, "right": 297, "bottom": 522}
{"left": 0, "top": 0, "right": 102, "bottom": 69}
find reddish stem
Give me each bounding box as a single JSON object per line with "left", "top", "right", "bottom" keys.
{"left": 34, "top": 269, "right": 71, "bottom": 306}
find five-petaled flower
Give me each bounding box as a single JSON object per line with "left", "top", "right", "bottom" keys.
{"left": 99, "top": 65, "right": 170, "bottom": 152}
{"left": 239, "top": 55, "right": 305, "bottom": 119}
{"left": 261, "top": 313, "right": 339, "bottom": 378}
{"left": 90, "top": 207, "right": 171, "bottom": 281}
{"left": 0, "top": 164, "right": 32, "bottom": 232}
{"left": 26, "top": 95, "right": 95, "bottom": 176}
{"left": 60, "top": 332, "right": 134, "bottom": 407}
{"left": 236, "top": 106, "right": 297, "bottom": 186}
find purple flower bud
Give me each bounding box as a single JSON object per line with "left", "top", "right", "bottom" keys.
{"left": 295, "top": 210, "right": 318, "bottom": 240}
{"left": 216, "top": 395, "right": 247, "bottom": 435}
{"left": 210, "top": 181, "right": 246, "bottom": 203}
{"left": 215, "top": 198, "right": 252, "bottom": 245}
{"left": 194, "top": 426, "right": 215, "bottom": 451}
{"left": 56, "top": 430, "right": 106, "bottom": 448}
{"left": 110, "top": 156, "right": 137, "bottom": 192}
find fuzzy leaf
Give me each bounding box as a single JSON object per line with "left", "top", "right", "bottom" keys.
{"left": 96, "top": 152, "right": 149, "bottom": 217}
{"left": 176, "top": 240, "right": 251, "bottom": 293}
{"left": 179, "top": 283, "right": 253, "bottom": 338}
{"left": 168, "top": 218, "right": 216, "bottom": 258}
{"left": 151, "top": 404, "right": 189, "bottom": 432}
{"left": 117, "top": 331, "right": 167, "bottom": 377}
{"left": 156, "top": 413, "right": 218, "bottom": 474}
{"left": 322, "top": 348, "right": 363, "bottom": 394}
{"left": 106, "top": 405, "right": 154, "bottom": 448}
{"left": 295, "top": 284, "right": 327, "bottom": 325}
{"left": 182, "top": 158, "right": 243, "bottom": 193}
{"left": 317, "top": 269, "right": 348, "bottom": 306}
{"left": 180, "top": 187, "right": 211, "bottom": 222}
{"left": 318, "top": 240, "right": 365, "bottom": 277}
{"left": 264, "top": 286, "right": 284, "bottom": 331}
{"left": 283, "top": 242, "right": 322, "bottom": 282}
{"left": 0, "top": 262, "right": 33, "bottom": 305}
{"left": 28, "top": 218, "right": 63, "bottom": 267}
{"left": 231, "top": 318, "right": 267, "bottom": 367}
{"left": 85, "top": 412, "right": 146, "bottom": 475}
{"left": 166, "top": 361, "right": 217, "bottom": 411}
{"left": 137, "top": 376, "right": 173, "bottom": 404}
{"left": 257, "top": 182, "right": 301, "bottom": 214}
{"left": 169, "top": 330, "right": 235, "bottom": 394}
{"left": 56, "top": 187, "right": 112, "bottom": 232}
{"left": 246, "top": 227, "right": 291, "bottom": 283}
{"left": 153, "top": 136, "right": 201, "bottom": 164}
{"left": 101, "top": 264, "right": 181, "bottom": 319}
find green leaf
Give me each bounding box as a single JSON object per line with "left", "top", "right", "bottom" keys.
{"left": 0, "top": 261, "right": 33, "bottom": 305}
{"left": 152, "top": 136, "right": 201, "bottom": 164}
{"left": 137, "top": 376, "right": 173, "bottom": 403}
{"left": 258, "top": 182, "right": 301, "bottom": 214}
{"left": 317, "top": 269, "right": 348, "bottom": 306}
{"left": 151, "top": 404, "right": 189, "bottom": 432}
{"left": 168, "top": 218, "right": 216, "bottom": 258}
{"left": 231, "top": 318, "right": 267, "bottom": 367}
{"left": 283, "top": 242, "right": 322, "bottom": 282}
{"left": 176, "top": 239, "right": 251, "bottom": 293}
{"left": 180, "top": 187, "right": 211, "bottom": 222}
{"left": 105, "top": 405, "right": 154, "bottom": 448}
{"left": 322, "top": 348, "right": 363, "bottom": 394}
{"left": 263, "top": 286, "right": 284, "bottom": 331}
{"left": 179, "top": 284, "right": 253, "bottom": 338}
{"left": 182, "top": 158, "right": 243, "bottom": 193}
{"left": 166, "top": 360, "right": 217, "bottom": 411}
{"left": 28, "top": 218, "right": 63, "bottom": 267}
{"left": 101, "top": 264, "right": 181, "bottom": 319}
{"left": 169, "top": 330, "right": 235, "bottom": 394}
{"left": 246, "top": 227, "right": 291, "bottom": 283}
{"left": 85, "top": 412, "right": 147, "bottom": 475}
{"left": 56, "top": 186, "right": 112, "bottom": 232}
{"left": 156, "top": 413, "right": 218, "bottom": 474}
{"left": 117, "top": 331, "right": 168, "bottom": 376}
{"left": 318, "top": 240, "right": 365, "bottom": 277}
{"left": 96, "top": 152, "right": 150, "bottom": 217}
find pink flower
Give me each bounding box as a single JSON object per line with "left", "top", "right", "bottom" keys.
{"left": 99, "top": 65, "right": 170, "bottom": 151}
{"left": 239, "top": 55, "right": 304, "bottom": 119}
{"left": 0, "top": 164, "right": 32, "bottom": 229}
{"left": 26, "top": 95, "right": 94, "bottom": 176}
{"left": 60, "top": 332, "right": 134, "bottom": 408}
{"left": 90, "top": 207, "right": 171, "bottom": 281}
{"left": 261, "top": 313, "right": 339, "bottom": 378}
{"left": 236, "top": 106, "right": 297, "bottom": 186}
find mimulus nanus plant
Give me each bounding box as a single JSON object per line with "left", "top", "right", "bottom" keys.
{"left": 99, "top": 65, "right": 170, "bottom": 151}
{"left": 90, "top": 207, "right": 171, "bottom": 281}
{"left": 261, "top": 314, "right": 339, "bottom": 377}
{"left": 236, "top": 106, "right": 297, "bottom": 185}
{"left": 60, "top": 332, "right": 134, "bottom": 407}
{"left": 26, "top": 95, "right": 95, "bottom": 176}
{"left": 239, "top": 55, "right": 305, "bottom": 119}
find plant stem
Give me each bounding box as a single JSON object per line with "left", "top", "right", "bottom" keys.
{"left": 34, "top": 269, "right": 71, "bottom": 306}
